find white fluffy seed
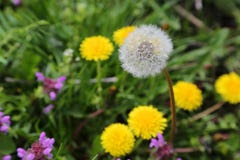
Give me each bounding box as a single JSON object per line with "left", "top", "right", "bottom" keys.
{"left": 119, "top": 25, "right": 173, "bottom": 78}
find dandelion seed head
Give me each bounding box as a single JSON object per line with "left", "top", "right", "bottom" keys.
{"left": 119, "top": 25, "right": 173, "bottom": 78}
{"left": 137, "top": 41, "right": 154, "bottom": 60}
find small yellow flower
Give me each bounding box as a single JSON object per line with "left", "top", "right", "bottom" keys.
{"left": 128, "top": 105, "right": 167, "bottom": 140}
{"left": 173, "top": 81, "right": 203, "bottom": 111}
{"left": 101, "top": 123, "right": 135, "bottom": 157}
{"left": 80, "top": 36, "right": 114, "bottom": 61}
{"left": 113, "top": 26, "right": 136, "bottom": 46}
{"left": 215, "top": 72, "right": 240, "bottom": 104}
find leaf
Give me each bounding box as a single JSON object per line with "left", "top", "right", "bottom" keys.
{"left": 0, "top": 133, "right": 16, "bottom": 155}
{"left": 89, "top": 135, "right": 103, "bottom": 158}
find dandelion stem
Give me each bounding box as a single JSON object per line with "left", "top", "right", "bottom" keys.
{"left": 97, "top": 61, "right": 103, "bottom": 107}
{"left": 134, "top": 139, "right": 143, "bottom": 150}
{"left": 163, "top": 68, "right": 176, "bottom": 145}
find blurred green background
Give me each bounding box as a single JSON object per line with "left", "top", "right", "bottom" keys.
{"left": 0, "top": 0, "right": 240, "bottom": 159}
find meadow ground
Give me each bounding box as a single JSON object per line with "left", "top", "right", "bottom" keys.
{"left": 0, "top": 0, "right": 240, "bottom": 160}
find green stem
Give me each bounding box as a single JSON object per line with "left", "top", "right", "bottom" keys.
{"left": 163, "top": 68, "right": 176, "bottom": 145}
{"left": 134, "top": 139, "right": 143, "bottom": 150}
{"left": 96, "top": 61, "right": 103, "bottom": 107}
{"left": 91, "top": 154, "right": 98, "bottom": 160}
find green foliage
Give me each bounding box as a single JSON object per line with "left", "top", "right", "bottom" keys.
{"left": 0, "top": 133, "right": 16, "bottom": 155}
{"left": 0, "top": 0, "right": 240, "bottom": 159}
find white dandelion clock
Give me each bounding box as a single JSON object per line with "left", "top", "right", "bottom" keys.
{"left": 119, "top": 25, "right": 173, "bottom": 78}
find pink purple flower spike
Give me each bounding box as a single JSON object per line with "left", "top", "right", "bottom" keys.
{"left": 12, "top": 0, "right": 21, "bottom": 6}
{"left": 150, "top": 133, "right": 165, "bottom": 148}
{"left": 55, "top": 76, "right": 66, "bottom": 90}
{"left": 43, "top": 104, "right": 54, "bottom": 114}
{"left": 26, "top": 153, "right": 35, "bottom": 160}
{"left": 150, "top": 133, "right": 173, "bottom": 160}
{"left": 176, "top": 158, "right": 182, "bottom": 160}
{"left": 17, "top": 132, "right": 55, "bottom": 160}
{"left": 36, "top": 72, "right": 66, "bottom": 101}
{"left": 17, "top": 148, "right": 26, "bottom": 158}
{"left": 0, "top": 111, "right": 11, "bottom": 133}
{"left": 2, "top": 155, "right": 11, "bottom": 160}
{"left": 57, "top": 76, "right": 66, "bottom": 83}
{"left": 156, "top": 144, "right": 173, "bottom": 160}
{"left": 35, "top": 72, "right": 45, "bottom": 82}
{"left": 49, "top": 92, "right": 56, "bottom": 101}
{"left": 54, "top": 82, "right": 63, "bottom": 90}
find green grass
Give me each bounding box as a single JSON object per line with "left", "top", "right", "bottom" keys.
{"left": 0, "top": 0, "right": 240, "bottom": 159}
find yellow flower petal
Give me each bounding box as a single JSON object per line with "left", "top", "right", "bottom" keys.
{"left": 128, "top": 105, "right": 167, "bottom": 140}
{"left": 215, "top": 72, "right": 240, "bottom": 104}
{"left": 80, "top": 36, "right": 114, "bottom": 61}
{"left": 113, "top": 26, "right": 136, "bottom": 46}
{"left": 101, "top": 123, "right": 135, "bottom": 157}
{"left": 173, "top": 81, "right": 203, "bottom": 111}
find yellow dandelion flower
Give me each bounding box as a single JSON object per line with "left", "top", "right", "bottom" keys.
{"left": 128, "top": 105, "right": 167, "bottom": 140}
{"left": 80, "top": 36, "right": 114, "bottom": 61}
{"left": 173, "top": 81, "right": 203, "bottom": 111}
{"left": 113, "top": 26, "right": 136, "bottom": 46}
{"left": 215, "top": 72, "right": 240, "bottom": 104}
{"left": 101, "top": 123, "right": 135, "bottom": 157}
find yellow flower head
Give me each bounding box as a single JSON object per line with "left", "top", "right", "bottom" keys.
{"left": 215, "top": 72, "right": 240, "bottom": 104}
{"left": 173, "top": 81, "right": 203, "bottom": 111}
{"left": 101, "top": 123, "right": 135, "bottom": 157}
{"left": 128, "top": 105, "right": 167, "bottom": 140}
{"left": 80, "top": 36, "right": 114, "bottom": 61}
{"left": 113, "top": 26, "right": 136, "bottom": 46}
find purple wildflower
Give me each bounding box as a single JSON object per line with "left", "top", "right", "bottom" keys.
{"left": 35, "top": 72, "right": 45, "bottom": 82}
{"left": 176, "top": 158, "right": 182, "bottom": 160}
{"left": 156, "top": 144, "right": 173, "bottom": 160}
{"left": 150, "top": 133, "right": 173, "bottom": 160}
{"left": 43, "top": 104, "right": 54, "bottom": 114}
{"left": 49, "top": 92, "right": 56, "bottom": 101}
{"left": 150, "top": 133, "right": 165, "bottom": 148}
{"left": 57, "top": 76, "right": 66, "bottom": 83}
{"left": 17, "top": 132, "right": 55, "bottom": 160}
{"left": 35, "top": 72, "right": 66, "bottom": 101}
{"left": 0, "top": 111, "right": 11, "bottom": 133}
{"left": 2, "top": 155, "right": 11, "bottom": 160}
{"left": 12, "top": 0, "right": 21, "bottom": 6}
{"left": 54, "top": 83, "right": 63, "bottom": 90}
{"left": 55, "top": 76, "right": 66, "bottom": 90}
